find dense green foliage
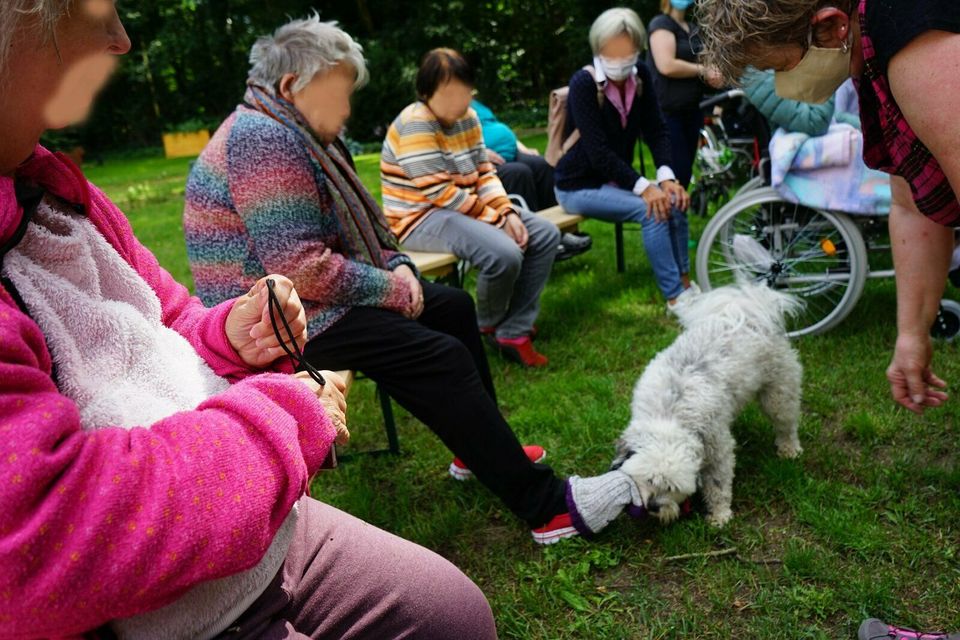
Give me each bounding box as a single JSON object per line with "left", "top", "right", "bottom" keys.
{"left": 50, "top": 0, "right": 661, "bottom": 154}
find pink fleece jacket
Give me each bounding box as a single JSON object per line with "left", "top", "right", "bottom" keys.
{"left": 0, "top": 147, "right": 337, "bottom": 639}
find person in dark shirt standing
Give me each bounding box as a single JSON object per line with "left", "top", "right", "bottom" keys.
{"left": 647, "top": 0, "right": 723, "bottom": 188}
{"left": 554, "top": 7, "right": 697, "bottom": 311}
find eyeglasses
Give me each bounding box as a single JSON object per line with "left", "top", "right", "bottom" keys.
{"left": 266, "top": 278, "right": 326, "bottom": 386}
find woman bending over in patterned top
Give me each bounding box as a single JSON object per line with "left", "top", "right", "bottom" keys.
{"left": 697, "top": 1, "right": 960, "bottom": 637}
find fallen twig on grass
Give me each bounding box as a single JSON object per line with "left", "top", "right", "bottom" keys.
{"left": 738, "top": 555, "right": 783, "bottom": 566}
{"left": 663, "top": 548, "right": 738, "bottom": 562}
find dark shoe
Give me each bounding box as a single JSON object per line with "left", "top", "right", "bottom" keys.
{"left": 556, "top": 231, "right": 592, "bottom": 262}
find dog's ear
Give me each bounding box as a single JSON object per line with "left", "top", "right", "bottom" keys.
{"left": 610, "top": 440, "right": 635, "bottom": 471}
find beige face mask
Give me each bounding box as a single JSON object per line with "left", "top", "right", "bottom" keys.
{"left": 774, "top": 36, "right": 851, "bottom": 104}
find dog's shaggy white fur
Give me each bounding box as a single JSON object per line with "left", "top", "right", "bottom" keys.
{"left": 612, "top": 282, "right": 804, "bottom": 527}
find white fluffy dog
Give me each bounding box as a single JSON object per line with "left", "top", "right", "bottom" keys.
{"left": 611, "top": 282, "right": 804, "bottom": 527}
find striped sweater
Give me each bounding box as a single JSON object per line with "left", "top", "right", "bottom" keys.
{"left": 184, "top": 107, "right": 415, "bottom": 339}
{"left": 381, "top": 102, "right": 515, "bottom": 241}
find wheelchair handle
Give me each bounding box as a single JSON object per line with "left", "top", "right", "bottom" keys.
{"left": 699, "top": 89, "right": 746, "bottom": 111}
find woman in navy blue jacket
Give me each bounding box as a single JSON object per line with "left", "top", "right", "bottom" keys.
{"left": 554, "top": 7, "right": 697, "bottom": 309}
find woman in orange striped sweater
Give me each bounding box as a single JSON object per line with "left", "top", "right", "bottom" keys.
{"left": 381, "top": 48, "right": 560, "bottom": 367}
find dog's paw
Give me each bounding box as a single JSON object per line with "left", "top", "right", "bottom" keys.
{"left": 706, "top": 509, "right": 732, "bottom": 527}
{"left": 776, "top": 440, "right": 803, "bottom": 459}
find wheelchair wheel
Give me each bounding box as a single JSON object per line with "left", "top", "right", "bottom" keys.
{"left": 695, "top": 187, "right": 868, "bottom": 338}
{"left": 733, "top": 175, "right": 765, "bottom": 198}
{"left": 931, "top": 299, "right": 960, "bottom": 341}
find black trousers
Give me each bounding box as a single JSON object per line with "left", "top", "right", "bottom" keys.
{"left": 302, "top": 281, "right": 567, "bottom": 528}
{"left": 664, "top": 108, "right": 702, "bottom": 188}
{"left": 496, "top": 152, "right": 558, "bottom": 212}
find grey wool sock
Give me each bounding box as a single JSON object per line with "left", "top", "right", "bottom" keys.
{"left": 565, "top": 470, "right": 642, "bottom": 536}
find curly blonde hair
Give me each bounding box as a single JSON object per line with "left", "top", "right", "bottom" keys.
{"left": 0, "top": 0, "right": 72, "bottom": 73}
{"left": 698, "top": 0, "right": 853, "bottom": 83}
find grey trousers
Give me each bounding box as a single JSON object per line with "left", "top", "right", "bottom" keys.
{"left": 403, "top": 209, "right": 560, "bottom": 339}
{"left": 214, "top": 498, "right": 497, "bottom": 639}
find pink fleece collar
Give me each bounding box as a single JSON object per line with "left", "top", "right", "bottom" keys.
{"left": 1, "top": 145, "right": 91, "bottom": 246}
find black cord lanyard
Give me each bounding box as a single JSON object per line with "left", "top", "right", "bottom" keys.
{"left": 265, "top": 278, "right": 325, "bottom": 386}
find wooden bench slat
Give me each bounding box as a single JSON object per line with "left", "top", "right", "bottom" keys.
{"left": 400, "top": 207, "right": 583, "bottom": 280}
{"left": 403, "top": 249, "right": 459, "bottom": 278}
{"left": 538, "top": 205, "right": 584, "bottom": 231}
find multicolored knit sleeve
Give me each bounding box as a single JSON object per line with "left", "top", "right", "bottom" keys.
{"left": 381, "top": 104, "right": 515, "bottom": 238}
{"left": 223, "top": 113, "right": 411, "bottom": 313}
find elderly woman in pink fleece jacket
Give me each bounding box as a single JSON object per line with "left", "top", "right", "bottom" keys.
{"left": 0, "top": 1, "right": 496, "bottom": 639}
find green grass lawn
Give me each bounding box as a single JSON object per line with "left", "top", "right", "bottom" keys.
{"left": 83, "top": 143, "right": 960, "bottom": 639}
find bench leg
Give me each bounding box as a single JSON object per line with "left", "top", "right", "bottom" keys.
{"left": 615, "top": 222, "right": 626, "bottom": 273}
{"left": 377, "top": 383, "right": 400, "bottom": 454}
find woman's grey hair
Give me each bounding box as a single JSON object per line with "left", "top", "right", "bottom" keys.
{"left": 249, "top": 14, "right": 368, "bottom": 93}
{"left": 698, "top": 0, "right": 854, "bottom": 84}
{"left": 0, "top": 0, "right": 72, "bottom": 73}
{"left": 589, "top": 7, "right": 647, "bottom": 56}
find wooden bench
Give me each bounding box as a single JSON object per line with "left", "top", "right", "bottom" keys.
{"left": 403, "top": 249, "right": 459, "bottom": 281}
{"left": 401, "top": 206, "right": 585, "bottom": 284}
{"left": 538, "top": 205, "right": 584, "bottom": 233}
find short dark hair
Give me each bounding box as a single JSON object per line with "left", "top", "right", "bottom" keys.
{"left": 415, "top": 48, "right": 475, "bottom": 100}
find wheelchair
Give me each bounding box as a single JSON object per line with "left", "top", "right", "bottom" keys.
{"left": 691, "top": 90, "right": 960, "bottom": 340}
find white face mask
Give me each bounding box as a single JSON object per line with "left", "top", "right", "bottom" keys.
{"left": 599, "top": 54, "right": 639, "bottom": 82}
{"left": 774, "top": 36, "right": 851, "bottom": 104}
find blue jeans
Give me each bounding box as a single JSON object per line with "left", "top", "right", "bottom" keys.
{"left": 555, "top": 185, "right": 689, "bottom": 300}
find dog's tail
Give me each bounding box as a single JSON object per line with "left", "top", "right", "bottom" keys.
{"left": 676, "top": 280, "right": 804, "bottom": 334}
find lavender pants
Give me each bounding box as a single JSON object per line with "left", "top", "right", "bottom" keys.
{"left": 214, "top": 498, "right": 497, "bottom": 639}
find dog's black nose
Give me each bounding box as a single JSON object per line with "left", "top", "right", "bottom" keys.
{"left": 646, "top": 501, "right": 660, "bottom": 514}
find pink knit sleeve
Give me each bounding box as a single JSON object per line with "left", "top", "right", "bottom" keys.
{"left": 0, "top": 290, "right": 336, "bottom": 638}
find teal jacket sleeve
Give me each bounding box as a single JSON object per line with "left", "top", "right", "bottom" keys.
{"left": 742, "top": 69, "right": 835, "bottom": 137}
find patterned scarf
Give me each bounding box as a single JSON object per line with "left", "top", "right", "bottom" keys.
{"left": 243, "top": 82, "right": 400, "bottom": 268}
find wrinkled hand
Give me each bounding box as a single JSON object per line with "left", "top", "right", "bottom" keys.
{"left": 886, "top": 332, "right": 948, "bottom": 414}
{"left": 226, "top": 275, "right": 306, "bottom": 368}
{"left": 487, "top": 149, "right": 506, "bottom": 165}
{"left": 661, "top": 179, "right": 690, "bottom": 212}
{"left": 640, "top": 184, "right": 672, "bottom": 223}
{"left": 294, "top": 370, "right": 350, "bottom": 444}
{"left": 393, "top": 264, "right": 424, "bottom": 319}
{"left": 502, "top": 212, "right": 529, "bottom": 250}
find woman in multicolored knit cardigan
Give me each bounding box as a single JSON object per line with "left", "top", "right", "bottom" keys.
{"left": 381, "top": 48, "right": 561, "bottom": 368}
{"left": 184, "top": 17, "right": 645, "bottom": 547}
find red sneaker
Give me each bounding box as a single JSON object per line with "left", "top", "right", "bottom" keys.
{"left": 449, "top": 445, "right": 546, "bottom": 481}
{"left": 494, "top": 336, "right": 548, "bottom": 367}
{"left": 531, "top": 512, "right": 579, "bottom": 545}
